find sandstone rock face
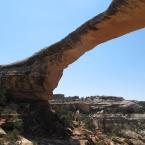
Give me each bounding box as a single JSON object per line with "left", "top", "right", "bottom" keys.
{"left": 0, "top": 0, "right": 145, "bottom": 100}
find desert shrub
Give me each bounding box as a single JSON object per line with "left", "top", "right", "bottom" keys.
{"left": 7, "top": 129, "right": 19, "bottom": 143}
{"left": 56, "top": 109, "right": 74, "bottom": 127}
{"left": 0, "top": 89, "right": 7, "bottom": 105}
{"left": 81, "top": 114, "right": 95, "bottom": 131}
{"left": 14, "top": 119, "right": 23, "bottom": 132}
{"left": 111, "top": 132, "right": 118, "bottom": 140}
{"left": 0, "top": 139, "right": 4, "bottom": 145}
{"left": 31, "top": 140, "right": 38, "bottom": 145}
{"left": 7, "top": 113, "right": 24, "bottom": 133}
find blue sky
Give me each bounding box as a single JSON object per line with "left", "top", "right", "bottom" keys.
{"left": 0, "top": 0, "right": 145, "bottom": 100}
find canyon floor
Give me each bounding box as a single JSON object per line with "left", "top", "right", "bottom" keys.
{"left": 0, "top": 93, "right": 145, "bottom": 145}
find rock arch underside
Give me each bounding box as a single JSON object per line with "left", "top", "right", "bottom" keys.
{"left": 0, "top": 0, "right": 145, "bottom": 101}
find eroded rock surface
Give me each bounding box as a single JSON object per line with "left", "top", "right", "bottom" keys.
{"left": 49, "top": 95, "right": 145, "bottom": 145}
{"left": 0, "top": 0, "right": 145, "bottom": 100}
{"left": 0, "top": 95, "right": 145, "bottom": 144}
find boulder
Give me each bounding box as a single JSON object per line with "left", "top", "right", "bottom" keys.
{"left": 121, "top": 130, "right": 142, "bottom": 139}
{"left": 16, "top": 136, "right": 33, "bottom": 145}
{"left": 77, "top": 103, "right": 90, "bottom": 113}
{"left": 128, "top": 139, "right": 145, "bottom": 145}
{"left": 0, "top": 128, "right": 6, "bottom": 137}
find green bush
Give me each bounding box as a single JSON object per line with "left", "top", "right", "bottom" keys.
{"left": 7, "top": 129, "right": 19, "bottom": 142}
{"left": 14, "top": 119, "right": 23, "bottom": 132}
{"left": 81, "top": 114, "right": 95, "bottom": 131}
{"left": 0, "top": 89, "right": 7, "bottom": 105}
{"left": 57, "top": 109, "right": 74, "bottom": 127}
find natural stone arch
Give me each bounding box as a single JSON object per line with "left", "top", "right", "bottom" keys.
{"left": 0, "top": 0, "right": 145, "bottom": 101}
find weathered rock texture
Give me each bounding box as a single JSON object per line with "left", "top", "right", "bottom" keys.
{"left": 0, "top": 0, "right": 145, "bottom": 100}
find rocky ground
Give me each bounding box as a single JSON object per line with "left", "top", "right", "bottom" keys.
{"left": 0, "top": 93, "right": 145, "bottom": 145}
